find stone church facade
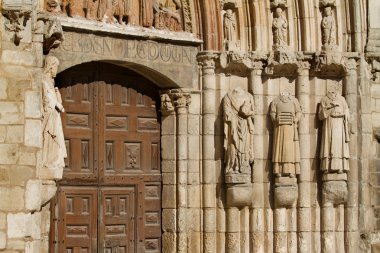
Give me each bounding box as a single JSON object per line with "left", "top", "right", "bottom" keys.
{"left": 0, "top": 0, "right": 380, "bottom": 252}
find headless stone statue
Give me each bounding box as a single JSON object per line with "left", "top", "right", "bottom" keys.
{"left": 42, "top": 56, "right": 67, "bottom": 172}
{"left": 270, "top": 91, "right": 302, "bottom": 178}
{"left": 223, "top": 88, "right": 254, "bottom": 176}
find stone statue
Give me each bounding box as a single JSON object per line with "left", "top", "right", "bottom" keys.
{"left": 270, "top": 91, "right": 302, "bottom": 178}
{"left": 65, "top": 0, "right": 86, "bottom": 18}
{"left": 85, "top": 0, "right": 99, "bottom": 20}
{"left": 321, "top": 6, "right": 336, "bottom": 50}
{"left": 153, "top": 0, "right": 182, "bottom": 31}
{"left": 142, "top": 0, "right": 154, "bottom": 27}
{"left": 99, "top": 0, "right": 129, "bottom": 24}
{"left": 318, "top": 88, "right": 350, "bottom": 174}
{"left": 272, "top": 7, "right": 288, "bottom": 50}
{"left": 223, "top": 9, "right": 237, "bottom": 50}
{"left": 223, "top": 88, "right": 254, "bottom": 176}
{"left": 42, "top": 56, "right": 67, "bottom": 172}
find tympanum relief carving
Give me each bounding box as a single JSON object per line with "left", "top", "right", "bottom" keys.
{"left": 45, "top": 0, "right": 184, "bottom": 31}
{"left": 270, "top": 91, "right": 302, "bottom": 178}
{"left": 42, "top": 56, "right": 67, "bottom": 176}
{"left": 318, "top": 85, "right": 350, "bottom": 175}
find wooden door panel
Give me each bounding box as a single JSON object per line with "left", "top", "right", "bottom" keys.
{"left": 99, "top": 188, "right": 136, "bottom": 253}
{"left": 57, "top": 187, "right": 98, "bottom": 253}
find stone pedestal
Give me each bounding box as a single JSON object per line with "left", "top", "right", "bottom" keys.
{"left": 274, "top": 177, "right": 298, "bottom": 208}
{"left": 226, "top": 183, "right": 252, "bottom": 208}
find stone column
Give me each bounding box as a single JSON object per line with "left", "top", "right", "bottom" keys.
{"left": 197, "top": 52, "right": 218, "bottom": 253}
{"left": 248, "top": 63, "right": 266, "bottom": 253}
{"left": 296, "top": 61, "right": 311, "bottom": 253}
{"left": 343, "top": 58, "right": 359, "bottom": 253}
{"left": 173, "top": 90, "right": 191, "bottom": 253}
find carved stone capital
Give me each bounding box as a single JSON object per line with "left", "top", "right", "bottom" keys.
{"left": 197, "top": 52, "right": 219, "bottom": 74}
{"left": 265, "top": 50, "right": 298, "bottom": 76}
{"left": 38, "top": 13, "right": 65, "bottom": 54}
{"left": 366, "top": 54, "right": 380, "bottom": 82}
{"left": 270, "top": 0, "right": 288, "bottom": 8}
{"left": 2, "top": 6, "right": 32, "bottom": 45}
{"left": 315, "top": 52, "right": 359, "bottom": 77}
{"left": 219, "top": 51, "right": 266, "bottom": 76}
{"left": 297, "top": 61, "right": 311, "bottom": 76}
{"left": 160, "top": 89, "right": 191, "bottom": 115}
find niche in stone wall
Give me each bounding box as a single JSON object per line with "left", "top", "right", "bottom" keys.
{"left": 221, "top": 1, "right": 241, "bottom": 51}
{"left": 318, "top": 0, "right": 339, "bottom": 52}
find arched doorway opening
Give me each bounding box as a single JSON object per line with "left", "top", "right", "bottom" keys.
{"left": 50, "top": 62, "right": 162, "bottom": 253}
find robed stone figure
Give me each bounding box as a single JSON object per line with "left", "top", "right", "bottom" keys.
{"left": 272, "top": 7, "right": 288, "bottom": 50}
{"left": 270, "top": 92, "right": 302, "bottom": 178}
{"left": 42, "top": 56, "right": 67, "bottom": 172}
{"left": 318, "top": 90, "right": 350, "bottom": 174}
{"left": 223, "top": 88, "right": 254, "bottom": 176}
{"left": 321, "top": 6, "right": 336, "bottom": 50}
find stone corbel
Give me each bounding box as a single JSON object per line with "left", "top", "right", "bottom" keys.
{"left": 319, "top": 0, "right": 336, "bottom": 7}
{"left": 2, "top": 7, "right": 32, "bottom": 45}
{"left": 270, "top": 0, "right": 288, "bottom": 8}
{"left": 219, "top": 51, "right": 266, "bottom": 77}
{"left": 265, "top": 51, "right": 307, "bottom": 76}
{"left": 315, "top": 52, "right": 359, "bottom": 77}
{"left": 160, "top": 89, "right": 191, "bottom": 114}
{"left": 37, "top": 13, "right": 64, "bottom": 54}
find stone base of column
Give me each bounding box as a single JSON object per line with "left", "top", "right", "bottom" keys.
{"left": 274, "top": 177, "right": 298, "bottom": 209}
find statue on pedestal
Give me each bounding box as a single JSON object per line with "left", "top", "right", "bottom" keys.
{"left": 223, "top": 88, "right": 254, "bottom": 178}
{"left": 272, "top": 7, "right": 288, "bottom": 50}
{"left": 318, "top": 88, "right": 350, "bottom": 174}
{"left": 270, "top": 91, "right": 302, "bottom": 178}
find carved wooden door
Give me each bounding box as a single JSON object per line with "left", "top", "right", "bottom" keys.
{"left": 50, "top": 63, "right": 162, "bottom": 253}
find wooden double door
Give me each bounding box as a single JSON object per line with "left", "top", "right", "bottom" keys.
{"left": 50, "top": 63, "right": 162, "bottom": 253}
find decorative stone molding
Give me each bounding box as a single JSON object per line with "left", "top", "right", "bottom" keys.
{"left": 37, "top": 13, "right": 64, "bottom": 54}
{"left": 181, "top": 0, "right": 193, "bottom": 33}
{"left": 219, "top": 51, "right": 266, "bottom": 76}
{"left": 2, "top": 6, "right": 32, "bottom": 45}
{"left": 319, "top": 0, "right": 336, "bottom": 7}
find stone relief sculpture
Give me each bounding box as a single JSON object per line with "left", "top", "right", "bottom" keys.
{"left": 318, "top": 87, "right": 350, "bottom": 174}
{"left": 272, "top": 7, "right": 288, "bottom": 50}
{"left": 321, "top": 6, "right": 336, "bottom": 51}
{"left": 223, "top": 88, "right": 254, "bottom": 179}
{"left": 223, "top": 9, "right": 237, "bottom": 51}
{"left": 42, "top": 56, "right": 67, "bottom": 172}
{"left": 270, "top": 91, "right": 302, "bottom": 178}
{"left": 45, "top": 0, "right": 184, "bottom": 31}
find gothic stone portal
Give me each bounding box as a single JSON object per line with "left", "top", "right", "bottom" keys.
{"left": 50, "top": 63, "right": 162, "bottom": 253}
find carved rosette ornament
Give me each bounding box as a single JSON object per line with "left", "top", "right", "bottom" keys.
{"left": 223, "top": 88, "right": 254, "bottom": 207}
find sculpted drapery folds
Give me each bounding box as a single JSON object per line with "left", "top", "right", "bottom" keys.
{"left": 98, "top": 0, "right": 129, "bottom": 24}
{"left": 223, "top": 9, "right": 237, "bottom": 50}
{"left": 270, "top": 92, "right": 302, "bottom": 178}
{"left": 272, "top": 7, "right": 288, "bottom": 50}
{"left": 321, "top": 6, "right": 336, "bottom": 50}
{"left": 42, "top": 56, "right": 67, "bottom": 172}
{"left": 223, "top": 88, "right": 254, "bottom": 176}
{"left": 318, "top": 89, "right": 350, "bottom": 174}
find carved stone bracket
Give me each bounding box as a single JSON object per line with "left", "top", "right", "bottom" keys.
{"left": 319, "top": 0, "right": 336, "bottom": 7}
{"left": 315, "top": 52, "right": 359, "bottom": 77}
{"left": 270, "top": 0, "right": 288, "bottom": 8}
{"left": 274, "top": 177, "right": 298, "bottom": 208}
{"left": 219, "top": 51, "right": 266, "bottom": 76}
{"left": 2, "top": 6, "right": 32, "bottom": 45}
{"left": 38, "top": 13, "right": 65, "bottom": 54}
{"left": 265, "top": 51, "right": 305, "bottom": 76}
{"left": 160, "top": 89, "right": 191, "bottom": 115}
{"left": 322, "top": 179, "right": 347, "bottom": 207}
{"left": 366, "top": 54, "right": 380, "bottom": 82}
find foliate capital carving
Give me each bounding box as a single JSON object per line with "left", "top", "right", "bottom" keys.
{"left": 315, "top": 52, "right": 359, "bottom": 77}
{"left": 219, "top": 51, "right": 266, "bottom": 77}
{"left": 2, "top": 7, "right": 32, "bottom": 45}
{"left": 342, "top": 57, "right": 358, "bottom": 74}
{"left": 197, "top": 52, "right": 219, "bottom": 72}
{"left": 160, "top": 89, "right": 191, "bottom": 114}
{"left": 319, "top": 0, "right": 336, "bottom": 7}
{"left": 296, "top": 61, "right": 311, "bottom": 75}
{"left": 270, "top": 0, "right": 288, "bottom": 8}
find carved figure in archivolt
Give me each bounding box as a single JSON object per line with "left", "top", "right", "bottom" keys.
{"left": 318, "top": 88, "right": 350, "bottom": 174}
{"left": 321, "top": 6, "right": 336, "bottom": 50}
{"left": 270, "top": 92, "right": 302, "bottom": 178}
{"left": 223, "top": 88, "right": 254, "bottom": 175}
{"left": 272, "top": 7, "right": 288, "bottom": 50}
{"left": 42, "top": 56, "right": 67, "bottom": 171}
{"left": 223, "top": 9, "right": 237, "bottom": 50}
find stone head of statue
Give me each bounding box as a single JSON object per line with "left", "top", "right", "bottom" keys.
{"left": 44, "top": 56, "right": 59, "bottom": 78}
{"left": 225, "top": 9, "right": 233, "bottom": 18}
{"left": 324, "top": 6, "right": 332, "bottom": 17}
{"left": 275, "top": 7, "right": 283, "bottom": 18}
